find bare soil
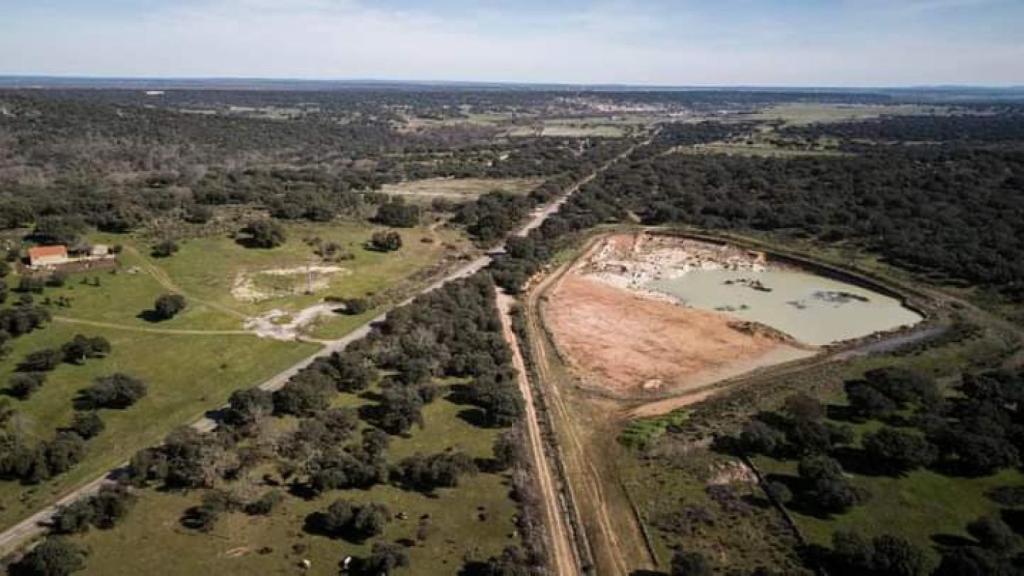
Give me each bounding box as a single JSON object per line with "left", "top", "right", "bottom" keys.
{"left": 544, "top": 274, "right": 810, "bottom": 396}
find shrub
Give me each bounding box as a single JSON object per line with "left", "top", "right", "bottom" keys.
{"left": 272, "top": 376, "right": 332, "bottom": 416}
{"left": 69, "top": 412, "right": 105, "bottom": 439}
{"left": 798, "top": 455, "right": 866, "bottom": 513}
{"left": 9, "top": 372, "right": 46, "bottom": 399}
{"left": 18, "top": 348, "right": 62, "bottom": 372}
{"left": 11, "top": 536, "right": 87, "bottom": 576}
{"left": 151, "top": 240, "right": 179, "bottom": 258}
{"left": 374, "top": 199, "right": 420, "bottom": 227}
{"left": 341, "top": 297, "right": 369, "bottom": 315}
{"left": 52, "top": 485, "right": 135, "bottom": 533}
{"left": 223, "top": 387, "right": 274, "bottom": 428}
{"left": 61, "top": 335, "right": 111, "bottom": 365}
{"left": 244, "top": 490, "right": 284, "bottom": 516}
{"left": 738, "top": 420, "right": 785, "bottom": 455}
{"left": 862, "top": 427, "right": 937, "bottom": 473}
{"left": 966, "top": 515, "right": 1020, "bottom": 552}
{"left": 353, "top": 543, "right": 409, "bottom": 575}
{"left": 368, "top": 231, "right": 403, "bottom": 252}
{"left": 77, "top": 373, "right": 147, "bottom": 409}
{"left": 392, "top": 451, "right": 477, "bottom": 491}
{"left": 153, "top": 294, "right": 186, "bottom": 320}
{"left": 671, "top": 550, "right": 712, "bottom": 576}
{"left": 307, "top": 499, "right": 389, "bottom": 541}
{"left": 181, "top": 491, "right": 239, "bottom": 532}
{"left": 240, "top": 219, "right": 286, "bottom": 249}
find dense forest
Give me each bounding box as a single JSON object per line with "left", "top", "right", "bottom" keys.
{"left": 491, "top": 116, "right": 1024, "bottom": 300}
{"left": 781, "top": 112, "right": 1024, "bottom": 144}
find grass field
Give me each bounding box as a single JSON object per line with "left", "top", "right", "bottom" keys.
{"left": 0, "top": 219, "right": 469, "bottom": 534}
{"left": 66, "top": 389, "right": 520, "bottom": 576}
{"left": 0, "top": 318, "right": 316, "bottom": 532}
{"left": 144, "top": 220, "right": 465, "bottom": 318}
{"left": 759, "top": 453, "right": 1024, "bottom": 558}
{"left": 380, "top": 177, "right": 543, "bottom": 203}
{"left": 747, "top": 103, "right": 942, "bottom": 126}
{"left": 507, "top": 122, "right": 629, "bottom": 138}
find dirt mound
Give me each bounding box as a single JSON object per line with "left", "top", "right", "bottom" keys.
{"left": 544, "top": 274, "right": 811, "bottom": 396}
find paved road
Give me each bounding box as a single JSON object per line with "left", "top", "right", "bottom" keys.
{"left": 0, "top": 134, "right": 644, "bottom": 557}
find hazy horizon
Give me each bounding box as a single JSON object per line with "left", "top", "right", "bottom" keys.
{"left": 3, "top": 0, "right": 1023, "bottom": 87}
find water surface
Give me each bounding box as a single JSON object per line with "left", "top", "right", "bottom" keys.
{"left": 647, "top": 269, "right": 922, "bottom": 346}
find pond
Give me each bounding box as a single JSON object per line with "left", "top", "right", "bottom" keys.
{"left": 647, "top": 268, "right": 923, "bottom": 346}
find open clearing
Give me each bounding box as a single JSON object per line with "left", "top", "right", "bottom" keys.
{"left": 543, "top": 234, "right": 815, "bottom": 397}
{"left": 152, "top": 221, "right": 465, "bottom": 319}
{"left": 380, "top": 177, "right": 543, "bottom": 201}
{"left": 545, "top": 274, "right": 811, "bottom": 395}
{"left": 746, "top": 103, "right": 944, "bottom": 126}
{"left": 0, "top": 319, "right": 316, "bottom": 532}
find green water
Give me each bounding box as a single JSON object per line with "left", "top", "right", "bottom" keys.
{"left": 647, "top": 269, "right": 922, "bottom": 346}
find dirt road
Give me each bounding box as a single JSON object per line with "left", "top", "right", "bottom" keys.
{"left": 124, "top": 246, "right": 249, "bottom": 320}
{"left": 0, "top": 132, "right": 643, "bottom": 557}
{"left": 52, "top": 316, "right": 251, "bottom": 336}
{"left": 524, "top": 246, "right": 656, "bottom": 575}
{"left": 496, "top": 291, "right": 580, "bottom": 576}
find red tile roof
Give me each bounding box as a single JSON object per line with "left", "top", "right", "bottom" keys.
{"left": 28, "top": 245, "right": 68, "bottom": 260}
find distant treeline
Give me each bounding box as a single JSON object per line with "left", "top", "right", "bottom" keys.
{"left": 490, "top": 119, "right": 1024, "bottom": 299}
{"left": 782, "top": 111, "right": 1024, "bottom": 145}
{"left": 0, "top": 91, "right": 625, "bottom": 237}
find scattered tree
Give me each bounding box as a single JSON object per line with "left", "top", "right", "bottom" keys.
{"left": 152, "top": 294, "right": 186, "bottom": 320}
{"left": 240, "top": 219, "right": 286, "bottom": 249}
{"left": 76, "top": 373, "right": 147, "bottom": 409}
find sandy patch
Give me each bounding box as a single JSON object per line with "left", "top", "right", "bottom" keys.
{"left": 580, "top": 232, "right": 770, "bottom": 292}
{"left": 231, "top": 265, "right": 349, "bottom": 303}
{"left": 245, "top": 303, "right": 340, "bottom": 341}
{"left": 544, "top": 274, "right": 812, "bottom": 396}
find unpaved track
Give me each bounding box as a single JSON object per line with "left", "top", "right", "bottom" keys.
{"left": 125, "top": 246, "right": 249, "bottom": 320}
{"left": 526, "top": 244, "right": 655, "bottom": 575}
{"left": 496, "top": 291, "right": 579, "bottom": 576}
{"left": 0, "top": 133, "right": 648, "bottom": 557}
{"left": 52, "top": 316, "right": 251, "bottom": 336}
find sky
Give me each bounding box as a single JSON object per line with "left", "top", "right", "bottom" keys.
{"left": 0, "top": 0, "right": 1021, "bottom": 86}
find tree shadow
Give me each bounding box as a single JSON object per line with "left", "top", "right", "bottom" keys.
{"left": 302, "top": 512, "right": 374, "bottom": 544}
{"left": 825, "top": 404, "right": 864, "bottom": 423}
{"left": 474, "top": 457, "right": 504, "bottom": 474}
{"left": 136, "top": 309, "right": 167, "bottom": 323}
{"left": 286, "top": 481, "right": 319, "bottom": 501}
{"left": 1001, "top": 508, "right": 1024, "bottom": 535}
{"left": 234, "top": 236, "right": 273, "bottom": 250}
{"left": 765, "top": 473, "right": 837, "bottom": 520}
{"left": 931, "top": 533, "right": 975, "bottom": 548}
{"left": 456, "top": 408, "right": 489, "bottom": 428}
{"left": 445, "top": 384, "right": 477, "bottom": 406}
{"left": 830, "top": 446, "right": 899, "bottom": 477}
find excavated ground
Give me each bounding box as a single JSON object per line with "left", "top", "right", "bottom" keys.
{"left": 545, "top": 272, "right": 813, "bottom": 396}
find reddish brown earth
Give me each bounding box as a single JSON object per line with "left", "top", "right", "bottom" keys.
{"left": 544, "top": 274, "right": 811, "bottom": 396}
